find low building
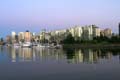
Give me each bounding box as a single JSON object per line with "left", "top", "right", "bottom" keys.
{"left": 6, "top": 35, "right": 12, "bottom": 44}
{"left": 100, "top": 30, "right": 105, "bottom": 37}
{"left": 104, "top": 28, "right": 112, "bottom": 38}
{"left": 100, "top": 28, "right": 112, "bottom": 38}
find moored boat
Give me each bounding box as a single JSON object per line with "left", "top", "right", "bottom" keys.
{"left": 22, "top": 42, "right": 32, "bottom": 48}
{"left": 13, "top": 43, "right": 21, "bottom": 48}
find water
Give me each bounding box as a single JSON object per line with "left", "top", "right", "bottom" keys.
{"left": 0, "top": 46, "right": 120, "bottom": 80}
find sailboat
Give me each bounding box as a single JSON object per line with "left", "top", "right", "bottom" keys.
{"left": 37, "top": 29, "right": 49, "bottom": 48}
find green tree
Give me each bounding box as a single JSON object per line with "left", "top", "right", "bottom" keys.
{"left": 0, "top": 38, "right": 4, "bottom": 42}
{"left": 62, "top": 33, "right": 75, "bottom": 44}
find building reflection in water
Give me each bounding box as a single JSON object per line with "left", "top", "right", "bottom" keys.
{"left": 64, "top": 48, "right": 120, "bottom": 64}
{"left": 5, "top": 47, "right": 120, "bottom": 64}
{"left": 11, "top": 48, "right": 31, "bottom": 62}
{"left": 10, "top": 47, "right": 66, "bottom": 63}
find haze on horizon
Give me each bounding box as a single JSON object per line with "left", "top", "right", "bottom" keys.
{"left": 0, "top": 0, "right": 120, "bottom": 37}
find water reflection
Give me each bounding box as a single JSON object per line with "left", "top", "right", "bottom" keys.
{"left": 9, "top": 47, "right": 66, "bottom": 63}
{"left": 0, "top": 46, "right": 120, "bottom": 64}
{"left": 65, "top": 48, "right": 120, "bottom": 64}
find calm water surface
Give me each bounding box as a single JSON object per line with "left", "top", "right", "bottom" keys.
{"left": 0, "top": 46, "right": 120, "bottom": 80}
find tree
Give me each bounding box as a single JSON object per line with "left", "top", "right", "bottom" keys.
{"left": 0, "top": 38, "right": 4, "bottom": 42}
{"left": 62, "top": 33, "right": 75, "bottom": 44}
{"left": 15, "top": 35, "right": 19, "bottom": 43}
{"left": 20, "top": 39, "right": 25, "bottom": 43}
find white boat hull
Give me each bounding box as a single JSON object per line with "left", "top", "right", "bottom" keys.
{"left": 22, "top": 42, "right": 32, "bottom": 48}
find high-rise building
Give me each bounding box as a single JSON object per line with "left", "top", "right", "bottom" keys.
{"left": 74, "top": 26, "right": 83, "bottom": 40}
{"left": 69, "top": 26, "right": 83, "bottom": 40}
{"left": 69, "top": 27, "right": 75, "bottom": 37}
{"left": 24, "top": 30, "right": 31, "bottom": 42}
{"left": 18, "top": 32, "right": 24, "bottom": 42}
{"left": 92, "top": 25, "right": 100, "bottom": 37}
{"left": 11, "top": 31, "right": 16, "bottom": 43}
{"left": 82, "top": 25, "right": 93, "bottom": 40}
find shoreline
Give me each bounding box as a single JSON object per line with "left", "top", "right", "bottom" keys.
{"left": 62, "top": 44, "right": 120, "bottom": 49}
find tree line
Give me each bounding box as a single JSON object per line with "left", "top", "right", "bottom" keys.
{"left": 61, "top": 33, "right": 120, "bottom": 44}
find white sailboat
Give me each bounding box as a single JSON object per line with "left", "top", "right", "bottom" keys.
{"left": 37, "top": 43, "right": 50, "bottom": 48}
{"left": 22, "top": 42, "right": 32, "bottom": 48}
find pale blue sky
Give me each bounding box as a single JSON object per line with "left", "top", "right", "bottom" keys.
{"left": 0, "top": 0, "right": 120, "bottom": 37}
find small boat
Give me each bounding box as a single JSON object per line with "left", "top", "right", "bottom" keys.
{"left": 54, "top": 44, "right": 62, "bottom": 49}
{"left": 6, "top": 44, "right": 12, "bottom": 47}
{"left": 37, "top": 44, "right": 49, "bottom": 48}
{"left": 32, "top": 43, "right": 38, "bottom": 46}
{"left": 14, "top": 43, "right": 20, "bottom": 46}
{"left": 22, "top": 42, "right": 32, "bottom": 48}
{"left": 37, "top": 43, "right": 62, "bottom": 49}
{"left": 13, "top": 43, "right": 21, "bottom": 48}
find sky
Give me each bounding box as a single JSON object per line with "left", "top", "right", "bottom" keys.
{"left": 0, "top": 0, "right": 120, "bottom": 37}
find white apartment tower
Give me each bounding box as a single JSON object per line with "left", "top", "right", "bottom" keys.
{"left": 11, "top": 31, "right": 16, "bottom": 43}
